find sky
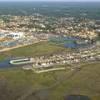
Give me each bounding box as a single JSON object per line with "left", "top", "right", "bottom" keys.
{"left": 0, "top": 0, "right": 100, "bottom": 2}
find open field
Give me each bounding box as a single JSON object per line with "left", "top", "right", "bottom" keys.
{"left": 0, "top": 41, "right": 70, "bottom": 61}
{"left": 0, "top": 41, "right": 100, "bottom": 100}
{"left": 0, "top": 67, "right": 71, "bottom": 100}
{"left": 0, "top": 55, "right": 6, "bottom": 61}
{"left": 48, "top": 63, "right": 100, "bottom": 100}
{"left": 0, "top": 63, "right": 100, "bottom": 100}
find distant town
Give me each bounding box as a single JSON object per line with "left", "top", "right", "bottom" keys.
{"left": 0, "top": 2, "right": 100, "bottom": 100}
{"left": 0, "top": 14, "right": 99, "bottom": 73}
{"left": 0, "top": 15, "right": 100, "bottom": 50}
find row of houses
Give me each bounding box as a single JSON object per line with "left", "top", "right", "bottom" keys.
{"left": 30, "top": 47, "right": 100, "bottom": 69}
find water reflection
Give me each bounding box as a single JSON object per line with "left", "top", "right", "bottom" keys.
{"left": 64, "top": 95, "right": 91, "bottom": 100}
{"left": 0, "top": 59, "right": 11, "bottom": 68}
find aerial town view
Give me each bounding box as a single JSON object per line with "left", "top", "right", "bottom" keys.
{"left": 0, "top": 0, "right": 100, "bottom": 100}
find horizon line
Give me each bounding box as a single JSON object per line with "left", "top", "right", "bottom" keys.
{"left": 0, "top": 1, "right": 100, "bottom": 2}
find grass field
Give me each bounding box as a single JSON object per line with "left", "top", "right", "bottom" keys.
{"left": 0, "top": 41, "right": 100, "bottom": 100}
{"left": 48, "top": 63, "right": 100, "bottom": 100}
{"left": 0, "top": 41, "right": 70, "bottom": 61}
{"left": 0, "top": 67, "right": 71, "bottom": 100}
{"left": 0, "top": 63, "right": 100, "bottom": 100}
{"left": 0, "top": 55, "right": 6, "bottom": 61}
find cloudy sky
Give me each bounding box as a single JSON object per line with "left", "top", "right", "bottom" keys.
{"left": 0, "top": 0, "right": 100, "bottom": 2}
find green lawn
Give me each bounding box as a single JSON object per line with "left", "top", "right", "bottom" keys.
{"left": 0, "top": 41, "right": 70, "bottom": 61}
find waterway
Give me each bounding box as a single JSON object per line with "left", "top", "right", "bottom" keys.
{"left": 49, "top": 36, "right": 92, "bottom": 48}
{"left": 0, "top": 59, "right": 12, "bottom": 69}
{"left": 0, "top": 58, "right": 33, "bottom": 69}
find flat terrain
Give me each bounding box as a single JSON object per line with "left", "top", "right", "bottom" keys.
{"left": 0, "top": 41, "right": 100, "bottom": 100}
{"left": 0, "top": 63, "right": 100, "bottom": 100}
{"left": 48, "top": 63, "right": 100, "bottom": 100}
{"left": 0, "top": 41, "right": 70, "bottom": 61}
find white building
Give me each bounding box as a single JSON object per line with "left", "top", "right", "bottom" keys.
{"left": 8, "top": 32, "right": 25, "bottom": 40}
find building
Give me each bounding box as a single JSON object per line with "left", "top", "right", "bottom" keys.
{"left": 7, "top": 32, "right": 25, "bottom": 40}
